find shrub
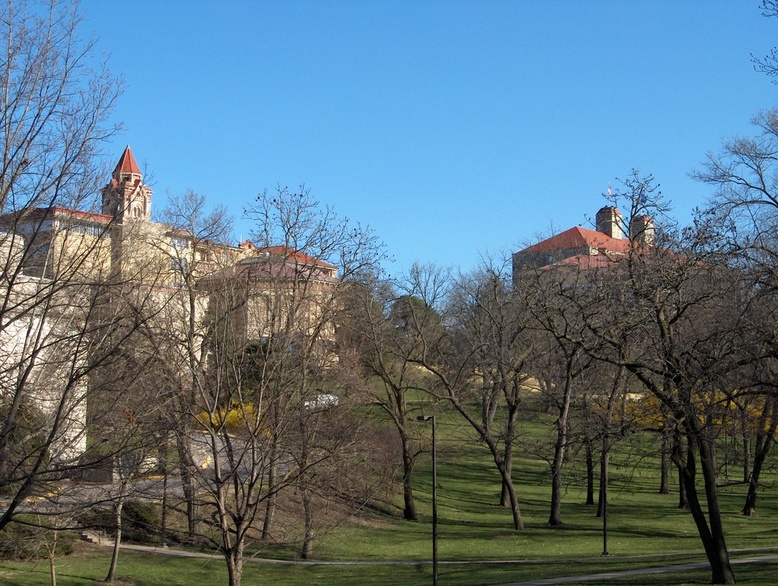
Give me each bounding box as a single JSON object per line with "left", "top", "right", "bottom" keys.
{"left": 0, "top": 519, "right": 75, "bottom": 560}
{"left": 121, "top": 500, "right": 162, "bottom": 543}
{"left": 77, "top": 500, "right": 162, "bottom": 544}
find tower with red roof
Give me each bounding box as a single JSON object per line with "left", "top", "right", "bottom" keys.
{"left": 101, "top": 146, "right": 153, "bottom": 222}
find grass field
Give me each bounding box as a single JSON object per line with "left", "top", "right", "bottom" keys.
{"left": 2, "top": 550, "right": 769, "bottom": 586}
{"left": 1, "top": 409, "right": 777, "bottom": 585}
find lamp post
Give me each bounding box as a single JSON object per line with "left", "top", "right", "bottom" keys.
{"left": 602, "top": 481, "right": 609, "bottom": 556}
{"left": 601, "top": 440, "right": 609, "bottom": 557}
{"left": 417, "top": 415, "right": 437, "bottom": 586}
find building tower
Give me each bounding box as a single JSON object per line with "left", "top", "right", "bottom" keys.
{"left": 101, "top": 146, "right": 152, "bottom": 223}
{"left": 629, "top": 215, "right": 655, "bottom": 246}
{"left": 595, "top": 206, "right": 623, "bottom": 240}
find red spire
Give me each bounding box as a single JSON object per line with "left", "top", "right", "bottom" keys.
{"left": 114, "top": 146, "right": 141, "bottom": 175}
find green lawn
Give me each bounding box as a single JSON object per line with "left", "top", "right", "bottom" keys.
{"left": 4, "top": 549, "right": 778, "bottom": 586}
{"left": 2, "top": 411, "right": 778, "bottom": 585}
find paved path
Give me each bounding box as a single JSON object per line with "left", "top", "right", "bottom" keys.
{"left": 83, "top": 534, "right": 778, "bottom": 583}
{"left": 495, "top": 553, "right": 778, "bottom": 585}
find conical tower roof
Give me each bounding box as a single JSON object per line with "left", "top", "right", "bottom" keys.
{"left": 114, "top": 145, "right": 141, "bottom": 175}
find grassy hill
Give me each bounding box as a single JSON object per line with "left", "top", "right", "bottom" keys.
{"left": 1, "top": 408, "right": 777, "bottom": 585}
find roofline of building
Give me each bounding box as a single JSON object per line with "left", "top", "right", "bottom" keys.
{"left": 0, "top": 206, "right": 115, "bottom": 225}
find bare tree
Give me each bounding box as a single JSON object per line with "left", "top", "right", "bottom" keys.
{"left": 153, "top": 189, "right": 234, "bottom": 540}
{"left": 577, "top": 173, "right": 743, "bottom": 584}
{"left": 0, "top": 0, "right": 123, "bottom": 531}
{"left": 337, "top": 277, "right": 436, "bottom": 521}
{"left": 91, "top": 292, "right": 180, "bottom": 583}
{"left": 519, "top": 263, "right": 595, "bottom": 526}
{"left": 694, "top": 108, "right": 778, "bottom": 520}
{"left": 752, "top": 1, "right": 778, "bottom": 80}
{"left": 0, "top": 0, "right": 121, "bottom": 214}
{"left": 166, "top": 186, "right": 383, "bottom": 586}
{"left": 403, "top": 259, "right": 531, "bottom": 531}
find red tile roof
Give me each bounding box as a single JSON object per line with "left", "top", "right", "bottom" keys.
{"left": 238, "top": 242, "right": 336, "bottom": 269}
{"left": 258, "top": 245, "right": 336, "bottom": 269}
{"left": 519, "top": 226, "right": 631, "bottom": 255}
{"left": 5, "top": 206, "right": 114, "bottom": 224}
{"left": 539, "top": 252, "right": 623, "bottom": 270}
{"left": 115, "top": 146, "right": 141, "bottom": 175}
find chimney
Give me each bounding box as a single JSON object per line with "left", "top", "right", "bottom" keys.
{"left": 596, "top": 206, "right": 623, "bottom": 239}
{"left": 629, "top": 215, "right": 654, "bottom": 246}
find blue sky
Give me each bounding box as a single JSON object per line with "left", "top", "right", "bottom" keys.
{"left": 83, "top": 1, "right": 777, "bottom": 274}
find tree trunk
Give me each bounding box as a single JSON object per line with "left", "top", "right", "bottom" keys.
{"left": 481, "top": 377, "right": 500, "bottom": 436}
{"left": 400, "top": 430, "right": 418, "bottom": 521}
{"left": 548, "top": 420, "right": 568, "bottom": 524}
{"left": 500, "top": 442, "right": 513, "bottom": 507}
{"left": 301, "top": 484, "right": 314, "bottom": 559}
{"left": 548, "top": 371, "right": 572, "bottom": 526}
{"left": 262, "top": 423, "right": 281, "bottom": 540}
{"left": 672, "top": 430, "right": 689, "bottom": 509}
{"left": 262, "top": 458, "right": 278, "bottom": 539}
{"left": 298, "top": 404, "right": 315, "bottom": 559}
{"left": 483, "top": 411, "right": 523, "bottom": 530}
{"left": 677, "top": 431, "right": 735, "bottom": 584}
{"left": 659, "top": 421, "right": 670, "bottom": 494}
{"left": 738, "top": 406, "right": 751, "bottom": 482}
{"left": 741, "top": 433, "right": 772, "bottom": 516}
{"left": 48, "top": 530, "right": 57, "bottom": 586}
{"left": 597, "top": 447, "right": 609, "bottom": 518}
{"left": 448, "top": 395, "right": 523, "bottom": 530}
{"left": 498, "top": 397, "right": 522, "bottom": 511}
{"left": 226, "top": 545, "right": 244, "bottom": 586}
{"left": 105, "top": 499, "right": 123, "bottom": 582}
{"left": 160, "top": 439, "right": 168, "bottom": 543}
{"left": 497, "top": 406, "right": 522, "bottom": 529}
{"left": 176, "top": 431, "right": 198, "bottom": 540}
{"left": 498, "top": 461, "right": 523, "bottom": 530}
{"left": 548, "top": 452, "right": 564, "bottom": 525}
{"left": 678, "top": 466, "right": 688, "bottom": 509}
{"left": 742, "top": 397, "right": 778, "bottom": 516}
{"left": 585, "top": 437, "right": 595, "bottom": 506}
{"left": 742, "top": 474, "right": 758, "bottom": 517}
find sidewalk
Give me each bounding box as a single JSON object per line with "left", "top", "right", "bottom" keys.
{"left": 496, "top": 553, "right": 778, "bottom": 585}
{"left": 81, "top": 533, "right": 778, "bottom": 583}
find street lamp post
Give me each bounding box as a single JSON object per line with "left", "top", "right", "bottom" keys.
{"left": 417, "top": 415, "right": 437, "bottom": 586}
{"left": 602, "top": 482, "right": 609, "bottom": 556}
{"left": 601, "top": 440, "right": 609, "bottom": 557}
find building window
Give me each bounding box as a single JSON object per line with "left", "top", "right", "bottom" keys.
{"left": 171, "top": 256, "right": 188, "bottom": 272}
{"left": 170, "top": 256, "right": 188, "bottom": 287}
{"left": 67, "top": 222, "right": 107, "bottom": 237}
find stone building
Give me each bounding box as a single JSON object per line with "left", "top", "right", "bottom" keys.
{"left": 0, "top": 147, "right": 340, "bottom": 461}
{"left": 512, "top": 205, "right": 654, "bottom": 282}
{"left": 0, "top": 145, "right": 339, "bottom": 294}
{"left": 200, "top": 244, "right": 338, "bottom": 352}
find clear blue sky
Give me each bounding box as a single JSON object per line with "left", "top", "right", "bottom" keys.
{"left": 83, "top": 1, "right": 777, "bottom": 274}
